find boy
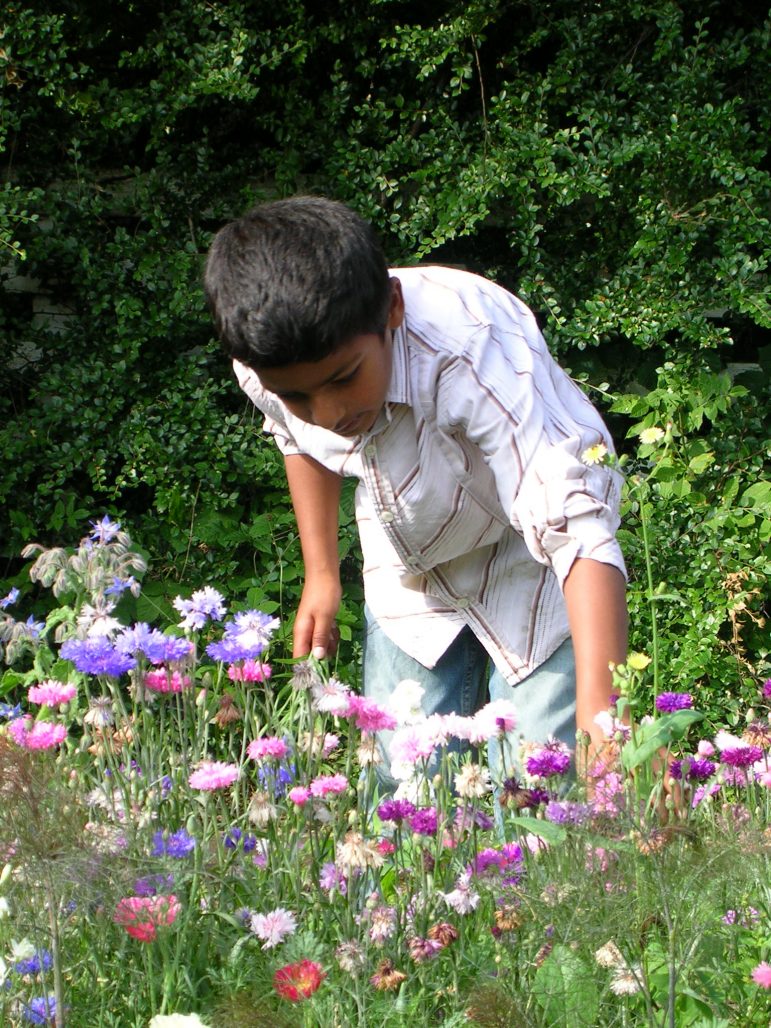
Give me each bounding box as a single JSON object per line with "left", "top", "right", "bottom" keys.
{"left": 204, "top": 196, "right": 627, "bottom": 781}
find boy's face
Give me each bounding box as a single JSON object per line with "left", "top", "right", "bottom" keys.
{"left": 256, "top": 279, "right": 404, "bottom": 438}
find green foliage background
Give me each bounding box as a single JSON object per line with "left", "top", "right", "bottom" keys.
{"left": 1, "top": 0, "right": 769, "bottom": 713}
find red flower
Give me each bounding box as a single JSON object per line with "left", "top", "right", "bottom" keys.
{"left": 113, "top": 894, "right": 181, "bottom": 942}
{"left": 273, "top": 959, "right": 325, "bottom": 1002}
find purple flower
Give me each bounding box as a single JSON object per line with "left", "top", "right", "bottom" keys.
{"left": 0, "top": 586, "right": 19, "bottom": 609}
{"left": 134, "top": 873, "right": 175, "bottom": 896}
{"left": 409, "top": 807, "right": 438, "bottom": 836}
{"left": 655, "top": 692, "right": 694, "bottom": 713}
{"left": 224, "top": 827, "right": 258, "bottom": 852}
{"left": 207, "top": 611, "right": 279, "bottom": 662}
{"left": 319, "top": 862, "right": 347, "bottom": 895}
{"left": 0, "top": 702, "right": 23, "bottom": 720}
{"left": 105, "top": 576, "right": 137, "bottom": 597}
{"left": 526, "top": 748, "right": 571, "bottom": 778}
{"left": 24, "top": 615, "right": 45, "bottom": 639}
{"left": 454, "top": 806, "right": 494, "bottom": 831}
{"left": 89, "top": 515, "right": 121, "bottom": 543}
{"left": 377, "top": 799, "right": 416, "bottom": 824}
{"left": 60, "top": 637, "right": 136, "bottom": 676}
{"left": 151, "top": 827, "right": 195, "bottom": 859}
{"left": 173, "top": 587, "right": 227, "bottom": 630}
{"left": 13, "top": 950, "right": 53, "bottom": 976}
{"left": 669, "top": 757, "right": 716, "bottom": 781}
{"left": 469, "top": 843, "right": 523, "bottom": 877}
{"left": 22, "top": 994, "right": 57, "bottom": 1025}
{"left": 544, "top": 800, "right": 592, "bottom": 824}
{"left": 762, "top": 679, "right": 771, "bottom": 700}
{"left": 721, "top": 746, "right": 763, "bottom": 769}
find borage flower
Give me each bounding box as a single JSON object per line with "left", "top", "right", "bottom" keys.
{"left": 114, "top": 894, "right": 180, "bottom": 942}
{"left": 27, "top": 680, "right": 76, "bottom": 707}
{"left": 273, "top": 959, "right": 325, "bottom": 1002}
{"left": 188, "top": 761, "right": 239, "bottom": 791}
{"left": 8, "top": 717, "right": 66, "bottom": 751}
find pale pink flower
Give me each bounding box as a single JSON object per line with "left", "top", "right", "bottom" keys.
{"left": 247, "top": 736, "right": 289, "bottom": 761}
{"left": 8, "top": 716, "right": 66, "bottom": 750}
{"left": 250, "top": 907, "right": 297, "bottom": 949}
{"left": 697, "top": 739, "right": 716, "bottom": 757}
{"left": 345, "top": 694, "right": 398, "bottom": 732}
{"left": 469, "top": 699, "right": 518, "bottom": 742}
{"left": 227, "top": 660, "right": 271, "bottom": 682}
{"left": 311, "top": 676, "right": 351, "bottom": 715}
{"left": 310, "top": 773, "right": 349, "bottom": 798}
{"left": 188, "top": 760, "right": 239, "bottom": 790}
{"left": 27, "top": 679, "right": 77, "bottom": 707}
{"left": 288, "top": 786, "right": 311, "bottom": 806}
{"left": 144, "top": 667, "right": 191, "bottom": 694}
{"left": 322, "top": 733, "right": 340, "bottom": 756}
{"left": 751, "top": 961, "right": 771, "bottom": 988}
{"left": 439, "top": 872, "right": 480, "bottom": 915}
{"left": 593, "top": 710, "right": 631, "bottom": 742}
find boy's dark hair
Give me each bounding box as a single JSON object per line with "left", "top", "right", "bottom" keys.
{"left": 204, "top": 196, "right": 392, "bottom": 368}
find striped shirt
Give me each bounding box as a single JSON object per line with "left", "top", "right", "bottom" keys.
{"left": 234, "top": 266, "right": 626, "bottom": 685}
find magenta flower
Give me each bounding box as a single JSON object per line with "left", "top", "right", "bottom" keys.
{"left": 345, "top": 694, "right": 397, "bottom": 732}
{"left": 27, "top": 680, "right": 77, "bottom": 707}
{"left": 288, "top": 786, "right": 311, "bottom": 806}
{"left": 8, "top": 716, "right": 67, "bottom": 750}
{"left": 410, "top": 807, "right": 438, "bottom": 836}
{"left": 526, "top": 740, "right": 572, "bottom": 778}
{"left": 247, "top": 736, "right": 289, "bottom": 761}
{"left": 655, "top": 692, "right": 693, "bottom": 713}
{"left": 752, "top": 962, "right": 771, "bottom": 988}
{"left": 188, "top": 760, "right": 240, "bottom": 790}
{"left": 309, "top": 773, "right": 349, "bottom": 797}
{"left": 228, "top": 660, "right": 271, "bottom": 683}
{"left": 144, "top": 667, "right": 192, "bottom": 694}
{"left": 721, "top": 746, "right": 763, "bottom": 769}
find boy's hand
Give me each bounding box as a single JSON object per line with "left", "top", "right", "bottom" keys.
{"left": 293, "top": 573, "right": 342, "bottom": 659}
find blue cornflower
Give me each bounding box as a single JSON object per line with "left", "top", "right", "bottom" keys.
{"left": 143, "top": 633, "right": 194, "bottom": 665}
{"left": 0, "top": 702, "right": 23, "bottom": 720}
{"left": 151, "top": 827, "right": 195, "bottom": 859}
{"left": 134, "top": 873, "right": 175, "bottom": 896}
{"left": 173, "top": 587, "right": 227, "bottom": 630}
{"left": 115, "top": 622, "right": 156, "bottom": 655}
{"left": 0, "top": 586, "right": 19, "bottom": 609}
{"left": 89, "top": 515, "right": 121, "bottom": 543}
{"left": 544, "top": 800, "right": 592, "bottom": 824}
{"left": 60, "top": 637, "right": 136, "bottom": 677}
{"left": 206, "top": 610, "right": 280, "bottom": 662}
{"left": 206, "top": 636, "right": 262, "bottom": 663}
{"left": 258, "top": 761, "right": 295, "bottom": 798}
{"left": 13, "top": 950, "right": 53, "bottom": 976}
{"left": 224, "top": 827, "right": 258, "bottom": 852}
{"left": 22, "top": 994, "right": 57, "bottom": 1025}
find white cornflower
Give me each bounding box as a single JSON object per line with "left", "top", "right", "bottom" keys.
{"left": 388, "top": 678, "right": 426, "bottom": 725}
{"left": 454, "top": 762, "right": 492, "bottom": 799}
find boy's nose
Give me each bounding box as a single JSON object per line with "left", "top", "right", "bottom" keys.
{"left": 309, "top": 395, "right": 346, "bottom": 432}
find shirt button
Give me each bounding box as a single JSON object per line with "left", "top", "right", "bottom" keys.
{"left": 380, "top": 511, "right": 394, "bottom": 524}
{"left": 364, "top": 444, "right": 377, "bottom": 458}
{"left": 456, "top": 596, "right": 470, "bottom": 609}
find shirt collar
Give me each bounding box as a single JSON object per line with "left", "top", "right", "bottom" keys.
{"left": 385, "top": 320, "right": 410, "bottom": 406}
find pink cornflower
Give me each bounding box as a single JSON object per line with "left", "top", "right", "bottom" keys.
{"left": 309, "top": 773, "right": 349, "bottom": 798}
{"left": 288, "top": 786, "right": 312, "bottom": 806}
{"left": 470, "top": 699, "right": 518, "bottom": 741}
{"left": 8, "top": 716, "right": 66, "bottom": 750}
{"left": 247, "top": 736, "right": 289, "bottom": 760}
{"left": 114, "top": 894, "right": 180, "bottom": 942}
{"left": 188, "top": 760, "right": 239, "bottom": 790}
{"left": 345, "top": 694, "right": 397, "bottom": 732}
{"left": 751, "top": 961, "right": 771, "bottom": 988}
{"left": 250, "top": 907, "right": 297, "bottom": 949}
{"left": 227, "top": 660, "right": 271, "bottom": 683}
{"left": 273, "top": 959, "right": 325, "bottom": 1002}
{"left": 144, "top": 667, "right": 192, "bottom": 694}
{"left": 27, "top": 679, "right": 77, "bottom": 707}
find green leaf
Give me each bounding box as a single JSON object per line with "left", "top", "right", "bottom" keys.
{"left": 533, "top": 944, "right": 599, "bottom": 1026}
{"left": 508, "top": 816, "right": 567, "bottom": 845}
{"left": 622, "top": 710, "right": 704, "bottom": 771}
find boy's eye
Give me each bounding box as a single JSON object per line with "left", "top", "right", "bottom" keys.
{"left": 334, "top": 368, "right": 358, "bottom": 386}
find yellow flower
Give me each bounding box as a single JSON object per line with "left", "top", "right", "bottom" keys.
{"left": 639, "top": 426, "right": 665, "bottom": 445}
{"left": 626, "top": 652, "right": 651, "bottom": 671}
{"left": 581, "top": 443, "right": 608, "bottom": 466}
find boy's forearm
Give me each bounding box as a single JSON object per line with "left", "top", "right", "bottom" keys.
{"left": 284, "top": 453, "right": 343, "bottom": 580}
{"left": 562, "top": 558, "right": 628, "bottom": 746}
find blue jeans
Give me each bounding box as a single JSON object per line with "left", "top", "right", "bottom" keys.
{"left": 362, "top": 606, "right": 576, "bottom": 790}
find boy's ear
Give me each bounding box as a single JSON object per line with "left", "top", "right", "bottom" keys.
{"left": 387, "top": 277, "right": 405, "bottom": 330}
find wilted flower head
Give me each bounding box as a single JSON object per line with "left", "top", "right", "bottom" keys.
{"left": 370, "top": 959, "right": 407, "bottom": 992}
{"left": 335, "top": 831, "right": 384, "bottom": 873}
{"left": 83, "top": 696, "right": 114, "bottom": 729}
{"left": 454, "top": 762, "right": 492, "bottom": 799}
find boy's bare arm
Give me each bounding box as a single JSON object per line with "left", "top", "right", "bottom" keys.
{"left": 284, "top": 453, "right": 343, "bottom": 659}
{"left": 562, "top": 558, "right": 628, "bottom": 752}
